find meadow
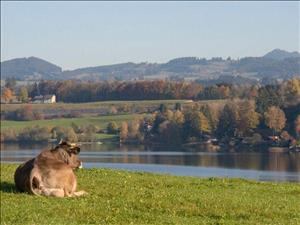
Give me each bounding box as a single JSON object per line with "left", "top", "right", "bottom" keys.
{"left": 1, "top": 99, "right": 194, "bottom": 112}
{"left": 1, "top": 114, "right": 142, "bottom": 131}
{"left": 1, "top": 164, "right": 299, "bottom": 225}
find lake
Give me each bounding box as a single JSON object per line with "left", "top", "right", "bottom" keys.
{"left": 1, "top": 143, "right": 300, "bottom": 182}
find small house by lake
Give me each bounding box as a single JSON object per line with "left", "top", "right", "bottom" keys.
{"left": 32, "top": 94, "right": 56, "bottom": 104}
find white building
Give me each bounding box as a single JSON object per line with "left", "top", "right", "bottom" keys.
{"left": 32, "top": 95, "right": 56, "bottom": 104}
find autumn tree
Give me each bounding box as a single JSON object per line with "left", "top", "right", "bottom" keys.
{"left": 236, "top": 100, "right": 260, "bottom": 136}
{"left": 1, "top": 88, "right": 14, "bottom": 102}
{"left": 256, "top": 85, "right": 283, "bottom": 114}
{"left": 158, "top": 121, "right": 182, "bottom": 145}
{"left": 264, "top": 106, "right": 286, "bottom": 135}
{"left": 200, "top": 104, "right": 221, "bottom": 133}
{"left": 127, "top": 120, "right": 143, "bottom": 141}
{"left": 52, "top": 127, "right": 78, "bottom": 142}
{"left": 18, "top": 87, "right": 29, "bottom": 102}
{"left": 285, "top": 78, "right": 300, "bottom": 102}
{"left": 109, "top": 106, "right": 118, "bottom": 115}
{"left": 183, "top": 110, "right": 211, "bottom": 139}
{"left": 216, "top": 102, "right": 239, "bottom": 138}
{"left": 172, "top": 110, "right": 185, "bottom": 125}
{"left": 198, "top": 112, "right": 211, "bottom": 134}
{"left": 120, "top": 122, "right": 129, "bottom": 141}
{"left": 295, "top": 115, "right": 300, "bottom": 138}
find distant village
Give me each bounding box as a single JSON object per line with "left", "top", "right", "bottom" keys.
{"left": 0, "top": 79, "right": 56, "bottom": 104}
{"left": 1, "top": 94, "right": 56, "bottom": 104}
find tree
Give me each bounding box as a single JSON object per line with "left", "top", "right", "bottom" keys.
{"left": 128, "top": 120, "right": 141, "bottom": 140}
{"left": 109, "top": 106, "right": 118, "bottom": 115}
{"left": 173, "top": 110, "right": 185, "bottom": 125}
{"left": 158, "top": 121, "right": 182, "bottom": 145}
{"left": 1, "top": 88, "right": 13, "bottom": 102}
{"left": 18, "top": 87, "right": 29, "bottom": 102}
{"left": 159, "top": 104, "right": 167, "bottom": 113}
{"left": 5, "top": 77, "right": 17, "bottom": 89}
{"left": 256, "top": 85, "right": 283, "bottom": 114}
{"left": 107, "top": 121, "right": 118, "bottom": 134}
{"left": 53, "top": 127, "right": 78, "bottom": 142}
{"left": 198, "top": 112, "right": 211, "bottom": 134}
{"left": 264, "top": 106, "right": 286, "bottom": 134}
{"left": 200, "top": 104, "right": 220, "bottom": 133}
{"left": 183, "top": 110, "right": 211, "bottom": 139}
{"left": 216, "top": 102, "right": 239, "bottom": 138}
{"left": 174, "top": 102, "right": 182, "bottom": 111}
{"left": 236, "top": 100, "right": 260, "bottom": 136}
{"left": 285, "top": 78, "right": 300, "bottom": 102}
{"left": 120, "top": 122, "right": 128, "bottom": 141}
{"left": 295, "top": 115, "right": 300, "bottom": 138}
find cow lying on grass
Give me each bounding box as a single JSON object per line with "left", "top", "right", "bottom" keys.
{"left": 14, "top": 141, "right": 87, "bottom": 197}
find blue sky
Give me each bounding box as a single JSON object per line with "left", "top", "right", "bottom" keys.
{"left": 1, "top": 1, "right": 299, "bottom": 69}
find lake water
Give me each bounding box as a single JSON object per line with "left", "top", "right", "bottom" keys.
{"left": 1, "top": 143, "right": 300, "bottom": 182}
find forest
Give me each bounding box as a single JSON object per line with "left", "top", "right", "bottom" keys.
{"left": 1, "top": 78, "right": 300, "bottom": 150}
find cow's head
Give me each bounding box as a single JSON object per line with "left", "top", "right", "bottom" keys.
{"left": 54, "top": 140, "right": 82, "bottom": 169}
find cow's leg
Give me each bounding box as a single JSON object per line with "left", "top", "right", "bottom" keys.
{"left": 41, "top": 187, "right": 65, "bottom": 197}
{"left": 73, "top": 190, "right": 88, "bottom": 197}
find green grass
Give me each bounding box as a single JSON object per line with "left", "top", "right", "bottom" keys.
{"left": 1, "top": 164, "right": 300, "bottom": 225}
{"left": 1, "top": 114, "right": 143, "bottom": 132}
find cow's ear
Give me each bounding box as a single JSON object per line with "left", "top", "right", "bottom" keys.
{"left": 72, "top": 147, "right": 80, "bottom": 155}
{"left": 59, "top": 140, "right": 68, "bottom": 146}
{"left": 66, "top": 146, "right": 80, "bottom": 155}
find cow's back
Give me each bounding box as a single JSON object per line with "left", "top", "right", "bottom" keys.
{"left": 14, "top": 158, "right": 35, "bottom": 192}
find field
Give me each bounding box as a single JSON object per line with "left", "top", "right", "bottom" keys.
{"left": 1, "top": 164, "right": 299, "bottom": 225}
{"left": 1, "top": 114, "right": 143, "bottom": 131}
{"left": 1, "top": 99, "right": 195, "bottom": 112}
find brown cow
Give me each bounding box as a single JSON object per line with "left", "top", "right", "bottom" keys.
{"left": 14, "top": 141, "right": 87, "bottom": 197}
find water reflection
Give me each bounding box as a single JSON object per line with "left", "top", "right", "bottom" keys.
{"left": 1, "top": 143, "right": 300, "bottom": 182}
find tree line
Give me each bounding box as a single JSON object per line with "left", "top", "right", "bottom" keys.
{"left": 119, "top": 100, "right": 300, "bottom": 148}
{"left": 2, "top": 78, "right": 300, "bottom": 104}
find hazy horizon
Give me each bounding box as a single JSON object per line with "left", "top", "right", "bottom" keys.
{"left": 1, "top": 1, "right": 299, "bottom": 69}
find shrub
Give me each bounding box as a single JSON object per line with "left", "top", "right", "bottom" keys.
{"left": 52, "top": 126, "right": 78, "bottom": 142}
{"left": 280, "top": 131, "right": 291, "bottom": 141}
{"left": 109, "top": 106, "right": 118, "bottom": 115}
{"left": 85, "top": 124, "right": 99, "bottom": 133}
{"left": 78, "top": 131, "right": 96, "bottom": 142}
{"left": 18, "top": 126, "right": 51, "bottom": 142}
{"left": 1, "top": 129, "right": 17, "bottom": 142}
{"left": 118, "top": 104, "right": 131, "bottom": 113}
{"left": 71, "top": 122, "right": 81, "bottom": 133}
{"left": 127, "top": 119, "right": 144, "bottom": 141}
{"left": 9, "top": 105, "right": 45, "bottom": 121}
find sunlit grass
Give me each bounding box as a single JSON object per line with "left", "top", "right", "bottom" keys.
{"left": 1, "top": 164, "right": 299, "bottom": 225}
{"left": 1, "top": 114, "right": 142, "bottom": 132}
{"left": 1, "top": 99, "right": 194, "bottom": 112}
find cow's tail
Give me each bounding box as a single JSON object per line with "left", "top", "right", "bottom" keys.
{"left": 29, "top": 169, "right": 42, "bottom": 196}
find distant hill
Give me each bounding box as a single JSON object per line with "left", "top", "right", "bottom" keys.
{"left": 263, "top": 49, "right": 300, "bottom": 60}
{"left": 1, "top": 57, "right": 62, "bottom": 80}
{"left": 1, "top": 49, "right": 299, "bottom": 82}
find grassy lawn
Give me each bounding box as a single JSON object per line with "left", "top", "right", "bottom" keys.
{"left": 1, "top": 114, "right": 144, "bottom": 132}
{"left": 1, "top": 164, "right": 300, "bottom": 225}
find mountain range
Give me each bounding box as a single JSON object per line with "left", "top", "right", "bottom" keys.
{"left": 1, "top": 49, "right": 299, "bottom": 83}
